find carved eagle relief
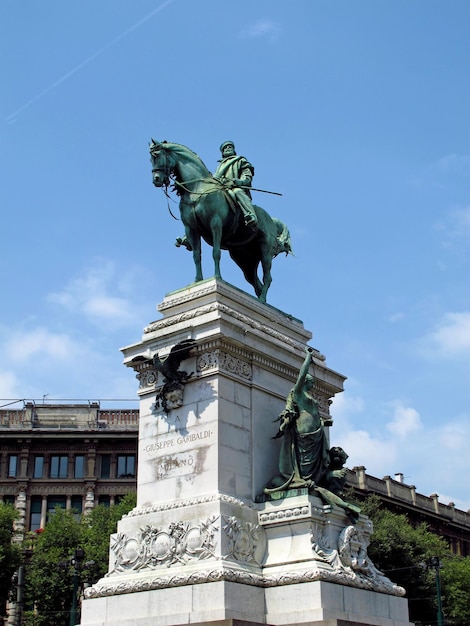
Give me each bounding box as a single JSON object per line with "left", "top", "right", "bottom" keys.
{"left": 152, "top": 339, "right": 197, "bottom": 384}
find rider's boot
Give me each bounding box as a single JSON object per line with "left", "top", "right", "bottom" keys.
{"left": 244, "top": 213, "right": 258, "bottom": 230}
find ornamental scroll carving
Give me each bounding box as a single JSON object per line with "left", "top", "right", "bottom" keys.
{"left": 132, "top": 360, "right": 159, "bottom": 391}
{"left": 110, "top": 515, "right": 219, "bottom": 573}
{"left": 197, "top": 350, "right": 252, "bottom": 380}
{"left": 138, "top": 368, "right": 158, "bottom": 390}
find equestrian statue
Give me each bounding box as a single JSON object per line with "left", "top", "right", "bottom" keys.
{"left": 149, "top": 139, "right": 292, "bottom": 303}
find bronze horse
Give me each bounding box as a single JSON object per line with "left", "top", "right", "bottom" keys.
{"left": 149, "top": 140, "right": 292, "bottom": 303}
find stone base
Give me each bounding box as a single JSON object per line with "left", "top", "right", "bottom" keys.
{"left": 81, "top": 494, "right": 413, "bottom": 626}
{"left": 80, "top": 281, "right": 414, "bottom": 626}
{"left": 80, "top": 579, "right": 413, "bottom": 626}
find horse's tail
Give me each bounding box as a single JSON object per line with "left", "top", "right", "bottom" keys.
{"left": 272, "top": 218, "right": 293, "bottom": 257}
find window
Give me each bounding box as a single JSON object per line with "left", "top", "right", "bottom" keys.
{"left": 30, "top": 496, "right": 42, "bottom": 531}
{"left": 100, "top": 454, "right": 111, "bottom": 479}
{"left": 98, "top": 495, "right": 110, "bottom": 507}
{"left": 117, "top": 455, "right": 135, "bottom": 478}
{"left": 2, "top": 495, "right": 15, "bottom": 506}
{"left": 47, "top": 496, "right": 66, "bottom": 521}
{"left": 71, "top": 496, "right": 83, "bottom": 520}
{"left": 74, "top": 455, "right": 85, "bottom": 479}
{"left": 7, "top": 455, "right": 18, "bottom": 478}
{"left": 33, "top": 456, "right": 44, "bottom": 478}
{"left": 50, "top": 455, "right": 68, "bottom": 479}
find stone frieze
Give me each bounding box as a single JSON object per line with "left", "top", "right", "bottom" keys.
{"left": 109, "top": 516, "right": 219, "bottom": 574}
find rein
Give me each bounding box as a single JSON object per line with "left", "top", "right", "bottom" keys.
{"left": 151, "top": 145, "right": 224, "bottom": 219}
{"left": 174, "top": 177, "right": 223, "bottom": 196}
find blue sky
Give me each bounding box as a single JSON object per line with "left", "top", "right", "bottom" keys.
{"left": 1, "top": 1, "right": 469, "bottom": 510}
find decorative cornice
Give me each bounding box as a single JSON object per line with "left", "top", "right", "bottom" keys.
{"left": 144, "top": 302, "right": 318, "bottom": 365}
{"left": 145, "top": 302, "right": 219, "bottom": 334}
{"left": 259, "top": 504, "right": 312, "bottom": 524}
{"left": 157, "top": 282, "right": 220, "bottom": 312}
{"left": 124, "top": 493, "right": 257, "bottom": 518}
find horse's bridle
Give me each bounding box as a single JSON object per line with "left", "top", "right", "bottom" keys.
{"left": 150, "top": 142, "right": 224, "bottom": 202}
{"left": 150, "top": 144, "right": 171, "bottom": 189}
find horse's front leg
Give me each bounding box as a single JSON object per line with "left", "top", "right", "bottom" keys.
{"left": 258, "top": 250, "right": 273, "bottom": 304}
{"left": 186, "top": 228, "right": 203, "bottom": 282}
{"left": 211, "top": 219, "right": 223, "bottom": 280}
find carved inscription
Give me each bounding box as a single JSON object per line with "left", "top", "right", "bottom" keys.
{"left": 144, "top": 430, "right": 213, "bottom": 454}
{"left": 155, "top": 453, "right": 195, "bottom": 481}
{"left": 143, "top": 429, "right": 214, "bottom": 481}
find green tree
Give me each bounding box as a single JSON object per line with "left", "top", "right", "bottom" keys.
{"left": 80, "top": 493, "right": 136, "bottom": 583}
{"left": 440, "top": 556, "right": 470, "bottom": 626}
{"left": 23, "top": 509, "right": 82, "bottom": 626}
{"left": 0, "top": 502, "right": 21, "bottom": 618}
{"left": 23, "top": 495, "right": 136, "bottom": 626}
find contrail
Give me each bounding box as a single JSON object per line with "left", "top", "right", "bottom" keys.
{"left": 6, "top": 0, "right": 176, "bottom": 123}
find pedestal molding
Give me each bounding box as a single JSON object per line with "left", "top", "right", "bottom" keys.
{"left": 84, "top": 562, "right": 405, "bottom": 599}
{"left": 124, "top": 492, "right": 258, "bottom": 518}
{"left": 144, "top": 301, "right": 317, "bottom": 360}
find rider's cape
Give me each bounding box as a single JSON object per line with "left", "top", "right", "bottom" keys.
{"left": 215, "top": 155, "right": 254, "bottom": 197}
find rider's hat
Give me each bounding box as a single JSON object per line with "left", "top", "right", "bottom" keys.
{"left": 220, "top": 140, "right": 235, "bottom": 153}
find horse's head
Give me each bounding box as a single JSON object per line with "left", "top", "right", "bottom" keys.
{"left": 149, "top": 139, "right": 172, "bottom": 188}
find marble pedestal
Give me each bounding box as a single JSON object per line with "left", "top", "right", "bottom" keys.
{"left": 80, "top": 279, "right": 413, "bottom": 626}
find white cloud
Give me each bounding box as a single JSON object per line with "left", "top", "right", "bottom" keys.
{"left": 0, "top": 371, "right": 21, "bottom": 399}
{"left": 330, "top": 391, "right": 365, "bottom": 420}
{"left": 240, "top": 19, "right": 281, "bottom": 42}
{"left": 4, "top": 328, "right": 83, "bottom": 363}
{"left": 386, "top": 403, "right": 422, "bottom": 438}
{"left": 438, "top": 418, "right": 469, "bottom": 453}
{"left": 0, "top": 322, "right": 134, "bottom": 401}
{"left": 330, "top": 392, "right": 470, "bottom": 510}
{"left": 47, "top": 259, "right": 140, "bottom": 328}
{"left": 421, "top": 311, "right": 470, "bottom": 359}
{"left": 330, "top": 392, "right": 365, "bottom": 435}
{"left": 334, "top": 429, "right": 396, "bottom": 473}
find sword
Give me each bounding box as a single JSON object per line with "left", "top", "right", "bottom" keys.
{"left": 238, "top": 185, "right": 282, "bottom": 197}
{"left": 213, "top": 177, "right": 282, "bottom": 197}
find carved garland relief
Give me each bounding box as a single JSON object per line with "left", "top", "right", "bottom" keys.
{"left": 109, "top": 514, "right": 263, "bottom": 574}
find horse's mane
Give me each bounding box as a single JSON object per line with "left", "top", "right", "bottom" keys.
{"left": 162, "top": 142, "right": 212, "bottom": 178}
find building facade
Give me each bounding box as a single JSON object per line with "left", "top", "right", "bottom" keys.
{"left": 346, "top": 466, "right": 470, "bottom": 556}
{"left": 0, "top": 402, "right": 138, "bottom": 534}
